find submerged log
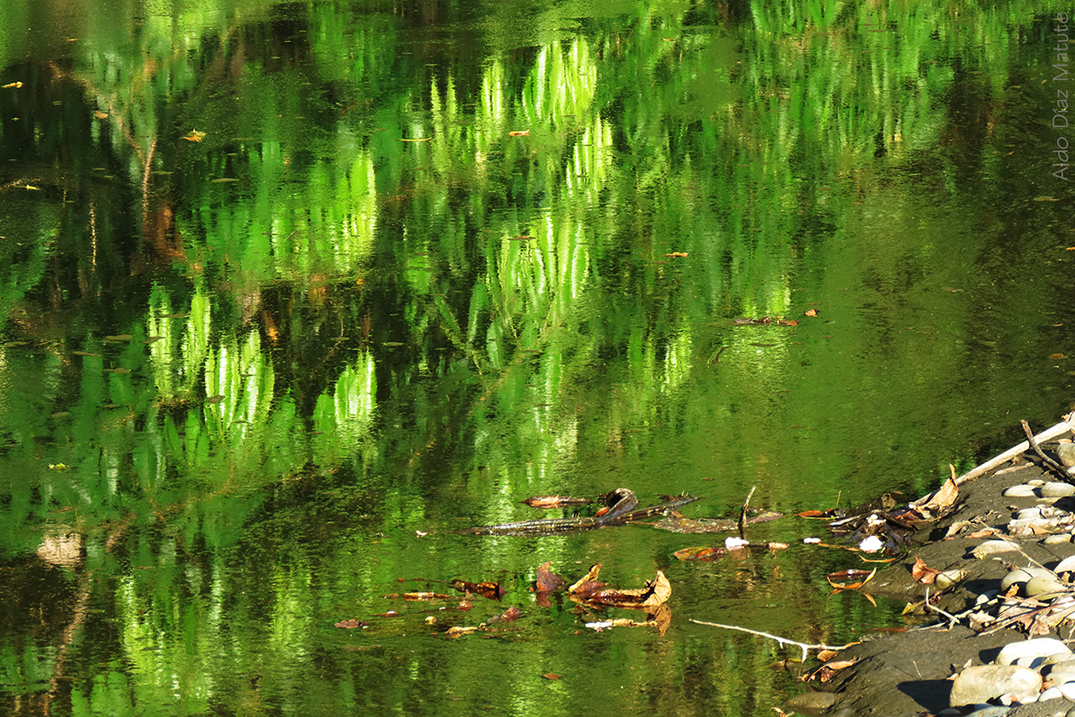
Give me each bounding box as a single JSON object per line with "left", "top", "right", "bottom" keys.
{"left": 456, "top": 490, "right": 701, "bottom": 536}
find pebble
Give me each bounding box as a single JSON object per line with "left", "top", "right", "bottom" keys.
{"left": 1045, "top": 533, "right": 1074, "bottom": 544}
{"left": 1042, "top": 481, "right": 1075, "bottom": 497}
{"left": 1054, "top": 555, "right": 1075, "bottom": 575}
{"left": 1004, "top": 484, "right": 1039, "bottom": 498}
{"left": 972, "top": 539, "right": 1021, "bottom": 558}
{"left": 1001, "top": 568, "right": 1056, "bottom": 595}
{"left": 1058, "top": 443, "right": 1075, "bottom": 468}
{"left": 950, "top": 664, "right": 1042, "bottom": 706}
{"left": 1025, "top": 574, "right": 1070, "bottom": 598}
{"left": 962, "top": 707, "right": 1012, "bottom": 717}
{"left": 996, "top": 638, "right": 1072, "bottom": 666}
{"left": 935, "top": 568, "right": 966, "bottom": 589}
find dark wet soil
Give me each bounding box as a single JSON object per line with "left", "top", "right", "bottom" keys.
{"left": 800, "top": 460, "right": 1075, "bottom": 717}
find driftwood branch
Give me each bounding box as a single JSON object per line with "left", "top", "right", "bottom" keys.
{"left": 1021, "top": 420, "right": 1070, "bottom": 479}
{"left": 689, "top": 618, "right": 852, "bottom": 662}
{"left": 955, "top": 415, "right": 1075, "bottom": 485}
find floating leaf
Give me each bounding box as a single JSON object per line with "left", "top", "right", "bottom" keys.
{"left": 334, "top": 619, "right": 368, "bottom": 629}
{"left": 445, "top": 626, "right": 478, "bottom": 638}
{"left": 1051, "top": 353, "right": 1066, "bottom": 360}
{"left": 664, "top": 252, "right": 689, "bottom": 258}
{"left": 104, "top": 334, "right": 133, "bottom": 342}
{"left": 2, "top": 81, "right": 23, "bottom": 89}
{"left": 508, "top": 130, "right": 530, "bottom": 137}
{"left": 534, "top": 562, "right": 566, "bottom": 593}
{"left": 211, "top": 177, "right": 238, "bottom": 183}
{"left": 826, "top": 568, "right": 876, "bottom": 590}
{"left": 182, "top": 129, "right": 206, "bottom": 142}
{"left": 797, "top": 509, "right": 839, "bottom": 519}
{"left": 449, "top": 579, "right": 505, "bottom": 601}
{"left": 804, "top": 308, "right": 819, "bottom": 317}
{"left": 402, "top": 591, "right": 452, "bottom": 601}
{"left": 569, "top": 564, "right": 672, "bottom": 608}
{"left": 522, "top": 495, "right": 593, "bottom": 509}
{"left": 487, "top": 606, "right": 521, "bottom": 624}
{"left": 542, "top": 673, "right": 560, "bottom": 680}
{"left": 673, "top": 546, "right": 726, "bottom": 561}
{"left": 94, "top": 111, "right": 109, "bottom": 119}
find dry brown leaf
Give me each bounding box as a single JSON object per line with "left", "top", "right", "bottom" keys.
{"left": 911, "top": 556, "right": 941, "bottom": 585}
{"left": 824, "top": 659, "right": 857, "bottom": 671}
{"left": 567, "top": 563, "right": 604, "bottom": 595}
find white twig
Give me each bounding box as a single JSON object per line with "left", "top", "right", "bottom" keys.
{"left": 923, "top": 587, "right": 961, "bottom": 629}
{"left": 689, "top": 619, "right": 852, "bottom": 662}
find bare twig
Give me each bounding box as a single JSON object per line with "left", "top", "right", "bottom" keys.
{"left": 923, "top": 587, "right": 960, "bottom": 629}
{"left": 1021, "top": 420, "right": 1070, "bottom": 479}
{"left": 689, "top": 619, "right": 852, "bottom": 662}
{"left": 955, "top": 415, "right": 1075, "bottom": 485}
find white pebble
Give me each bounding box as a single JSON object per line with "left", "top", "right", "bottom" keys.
{"left": 996, "top": 637, "right": 1072, "bottom": 666}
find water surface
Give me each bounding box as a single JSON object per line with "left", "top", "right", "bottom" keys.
{"left": 2, "top": 1, "right": 1074, "bottom": 715}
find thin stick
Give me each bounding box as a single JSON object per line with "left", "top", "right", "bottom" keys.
{"left": 1021, "top": 420, "right": 1069, "bottom": 478}
{"left": 738, "top": 485, "right": 757, "bottom": 540}
{"left": 955, "top": 416, "right": 1075, "bottom": 485}
{"left": 689, "top": 619, "right": 852, "bottom": 662}
{"left": 923, "top": 587, "right": 960, "bottom": 629}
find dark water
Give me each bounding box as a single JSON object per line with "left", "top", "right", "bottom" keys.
{"left": 2, "top": 1, "right": 1074, "bottom": 715}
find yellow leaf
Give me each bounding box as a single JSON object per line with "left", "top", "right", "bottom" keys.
{"left": 182, "top": 130, "right": 206, "bottom": 142}
{"left": 2, "top": 81, "right": 23, "bottom": 89}
{"left": 94, "top": 111, "right": 109, "bottom": 119}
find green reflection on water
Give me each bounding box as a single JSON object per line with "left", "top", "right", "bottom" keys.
{"left": 1, "top": 0, "right": 1074, "bottom": 715}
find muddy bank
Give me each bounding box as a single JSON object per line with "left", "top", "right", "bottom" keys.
{"left": 799, "top": 456, "right": 1075, "bottom": 717}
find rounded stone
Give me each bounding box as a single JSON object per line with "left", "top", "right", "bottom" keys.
{"left": 950, "top": 664, "right": 1042, "bottom": 706}
{"left": 1041, "top": 481, "right": 1075, "bottom": 498}
{"left": 963, "top": 707, "right": 1015, "bottom": 717}
{"left": 1057, "top": 443, "right": 1075, "bottom": 468}
{"left": 935, "top": 569, "right": 967, "bottom": 590}
{"left": 996, "top": 637, "right": 1072, "bottom": 666}
{"left": 1025, "top": 574, "right": 1070, "bottom": 598}
{"left": 1001, "top": 567, "right": 1056, "bottom": 595}
{"left": 963, "top": 707, "right": 1014, "bottom": 717}
{"left": 1045, "top": 534, "right": 1074, "bottom": 545}
{"left": 1003, "top": 484, "right": 1038, "bottom": 498}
